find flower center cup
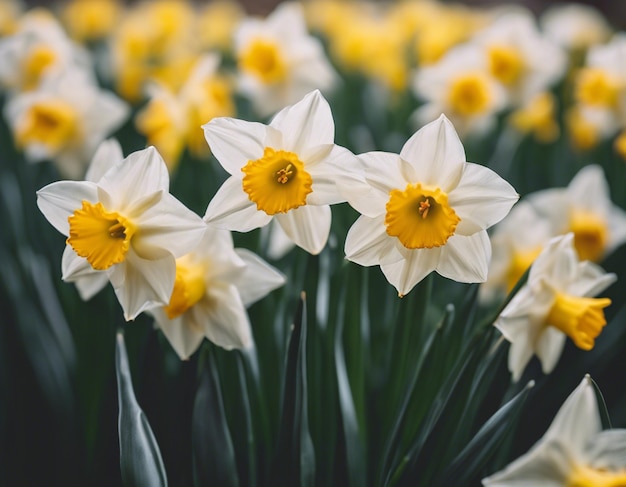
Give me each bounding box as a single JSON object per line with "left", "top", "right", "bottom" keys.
{"left": 239, "top": 38, "right": 286, "bottom": 83}
{"left": 505, "top": 246, "right": 542, "bottom": 292}
{"left": 67, "top": 201, "right": 136, "bottom": 271}
{"left": 488, "top": 45, "right": 525, "bottom": 85}
{"left": 164, "top": 258, "right": 206, "bottom": 319}
{"left": 16, "top": 100, "right": 79, "bottom": 151}
{"left": 569, "top": 209, "right": 608, "bottom": 262}
{"left": 242, "top": 147, "right": 313, "bottom": 215}
{"left": 567, "top": 465, "right": 626, "bottom": 487}
{"left": 576, "top": 68, "right": 621, "bottom": 108}
{"left": 385, "top": 183, "right": 460, "bottom": 249}
{"left": 546, "top": 292, "right": 611, "bottom": 351}
{"left": 22, "top": 44, "right": 57, "bottom": 90}
{"left": 448, "top": 73, "right": 492, "bottom": 116}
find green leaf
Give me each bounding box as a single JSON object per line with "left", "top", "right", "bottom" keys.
{"left": 192, "top": 347, "right": 240, "bottom": 487}
{"left": 116, "top": 331, "right": 168, "bottom": 487}
{"left": 334, "top": 272, "right": 366, "bottom": 487}
{"left": 434, "top": 380, "right": 535, "bottom": 486}
{"left": 272, "top": 292, "right": 316, "bottom": 486}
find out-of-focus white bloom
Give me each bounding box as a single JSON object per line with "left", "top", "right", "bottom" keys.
{"left": 263, "top": 219, "right": 296, "bottom": 260}
{"left": 541, "top": 3, "right": 612, "bottom": 51}
{"left": 37, "top": 146, "right": 207, "bottom": 320}
{"left": 4, "top": 67, "right": 129, "bottom": 179}
{"left": 234, "top": 2, "right": 338, "bottom": 117}
{"left": 203, "top": 90, "right": 359, "bottom": 255}
{"left": 148, "top": 228, "right": 285, "bottom": 359}
{"left": 573, "top": 34, "right": 626, "bottom": 138}
{"left": 481, "top": 200, "right": 553, "bottom": 302}
{"left": 412, "top": 44, "right": 507, "bottom": 139}
{"left": 0, "top": 8, "right": 92, "bottom": 92}
{"left": 483, "top": 375, "right": 626, "bottom": 486}
{"left": 473, "top": 9, "right": 567, "bottom": 106}
{"left": 526, "top": 164, "right": 626, "bottom": 263}
{"left": 494, "top": 234, "right": 616, "bottom": 382}
{"left": 135, "top": 54, "right": 235, "bottom": 171}
{"left": 344, "top": 114, "right": 518, "bottom": 296}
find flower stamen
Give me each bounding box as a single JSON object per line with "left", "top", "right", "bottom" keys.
{"left": 276, "top": 163, "right": 293, "bottom": 184}
{"left": 418, "top": 198, "right": 431, "bottom": 219}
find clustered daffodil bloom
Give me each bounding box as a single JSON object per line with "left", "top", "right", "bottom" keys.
{"left": 37, "top": 145, "right": 207, "bottom": 320}
{"left": 494, "top": 234, "right": 616, "bottom": 382}
{"left": 4, "top": 67, "right": 129, "bottom": 179}
{"left": 483, "top": 375, "right": 626, "bottom": 486}
{"left": 234, "top": 2, "right": 338, "bottom": 117}
{"left": 203, "top": 89, "right": 359, "bottom": 255}
{"left": 148, "top": 227, "right": 285, "bottom": 360}
{"left": 344, "top": 114, "right": 519, "bottom": 297}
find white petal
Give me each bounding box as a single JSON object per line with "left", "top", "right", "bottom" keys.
{"left": 436, "top": 232, "right": 492, "bottom": 283}
{"left": 61, "top": 246, "right": 109, "bottom": 300}
{"left": 203, "top": 117, "right": 269, "bottom": 175}
{"left": 482, "top": 440, "right": 570, "bottom": 486}
{"left": 275, "top": 205, "right": 331, "bottom": 255}
{"left": 568, "top": 262, "right": 616, "bottom": 297}
{"left": 400, "top": 114, "right": 465, "bottom": 192}
{"left": 204, "top": 176, "right": 273, "bottom": 231}
{"left": 36, "top": 181, "right": 99, "bottom": 235}
{"left": 347, "top": 151, "right": 407, "bottom": 217}
{"left": 527, "top": 234, "right": 576, "bottom": 287}
{"left": 232, "top": 248, "right": 286, "bottom": 306}
{"left": 108, "top": 251, "right": 176, "bottom": 321}
{"left": 567, "top": 165, "right": 611, "bottom": 216}
{"left": 85, "top": 139, "right": 124, "bottom": 182}
{"left": 149, "top": 308, "right": 205, "bottom": 360}
{"left": 543, "top": 376, "right": 602, "bottom": 454}
{"left": 304, "top": 145, "right": 359, "bottom": 206}
{"left": 534, "top": 326, "right": 567, "bottom": 375}
{"left": 270, "top": 90, "right": 334, "bottom": 153}
{"left": 199, "top": 283, "right": 253, "bottom": 350}
{"left": 98, "top": 146, "right": 169, "bottom": 210}
{"left": 132, "top": 195, "right": 206, "bottom": 259}
{"left": 449, "top": 163, "right": 519, "bottom": 235}
{"left": 587, "top": 430, "right": 626, "bottom": 470}
{"left": 344, "top": 214, "right": 404, "bottom": 266}
{"left": 380, "top": 248, "right": 439, "bottom": 296}
{"left": 264, "top": 220, "right": 296, "bottom": 259}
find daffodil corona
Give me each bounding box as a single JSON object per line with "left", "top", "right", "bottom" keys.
{"left": 148, "top": 228, "right": 285, "bottom": 359}
{"left": 344, "top": 114, "right": 519, "bottom": 296}
{"left": 37, "top": 145, "right": 207, "bottom": 320}
{"left": 494, "top": 234, "right": 616, "bottom": 382}
{"left": 203, "top": 90, "right": 359, "bottom": 255}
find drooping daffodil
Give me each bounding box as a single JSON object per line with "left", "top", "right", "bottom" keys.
{"left": 344, "top": 114, "right": 519, "bottom": 296}
{"left": 148, "top": 227, "right": 285, "bottom": 360}
{"left": 37, "top": 145, "right": 207, "bottom": 320}
{"left": 494, "top": 233, "right": 616, "bottom": 382}
{"left": 203, "top": 89, "right": 359, "bottom": 255}
{"left": 483, "top": 375, "right": 626, "bottom": 486}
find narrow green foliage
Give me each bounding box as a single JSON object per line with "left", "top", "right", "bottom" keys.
{"left": 191, "top": 347, "right": 240, "bottom": 487}
{"left": 272, "top": 293, "right": 315, "bottom": 487}
{"left": 116, "top": 331, "right": 168, "bottom": 487}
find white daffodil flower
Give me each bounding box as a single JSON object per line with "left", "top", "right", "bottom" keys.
{"left": 203, "top": 89, "right": 359, "bottom": 255}
{"left": 480, "top": 200, "right": 553, "bottom": 303}
{"left": 0, "top": 8, "right": 93, "bottom": 92}
{"left": 36, "top": 146, "right": 207, "bottom": 321}
{"left": 494, "top": 234, "right": 616, "bottom": 382}
{"left": 234, "top": 2, "right": 338, "bottom": 117}
{"left": 412, "top": 44, "right": 507, "bottom": 139}
{"left": 147, "top": 228, "right": 285, "bottom": 360}
{"left": 344, "top": 114, "right": 519, "bottom": 296}
{"left": 540, "top": 3, "right": 611, "bottom": 51}
{"left": 472, "top": 9, "right": 567, "bottom": 106}
{"left": 526, "top": 164, "right": 626, "bottom": 263}
{"left": 60, "top": 138, "right": 124, "bottom": 301}
{"left": 483, "top": 375, "right": 626, "bottom": 486}
{"left": 4, "top": 67, "right": 129, "bottom": 179}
